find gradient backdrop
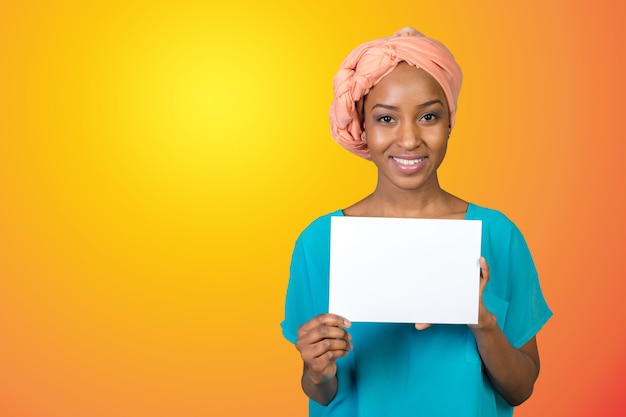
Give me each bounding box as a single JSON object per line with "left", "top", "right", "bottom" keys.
{"left": 1, "top": 1, "right": 625, "bottom": 416}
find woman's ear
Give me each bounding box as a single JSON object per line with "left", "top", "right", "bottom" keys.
{"left": 361, "top": 131, "right": 367, "bottom": 144}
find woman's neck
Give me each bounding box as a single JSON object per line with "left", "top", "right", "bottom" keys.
{"left": 345, "top": 181, "right": 467, "bottom": 219}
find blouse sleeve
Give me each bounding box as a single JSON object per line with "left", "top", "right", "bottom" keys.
{"left": 281, "top": 236, "right": 317, "bottom": 344}
{"left": 502, "top": 223, "right": 552, "bottom": 348}
{"left": 482, "top": 213, "right": 552, "bottom": 349}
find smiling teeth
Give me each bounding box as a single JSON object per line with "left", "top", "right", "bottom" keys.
{"left": 393, "top": 157, "right": 423, "bottom": 166}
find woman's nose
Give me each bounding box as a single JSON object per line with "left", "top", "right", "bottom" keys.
{"left": 399, "top": 124, "right": 421, "bottom": 149}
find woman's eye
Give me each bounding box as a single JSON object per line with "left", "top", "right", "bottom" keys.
{"left": 378, "top": 115, "right": 394, "bottom": 123}
{"left": 420, "top": 113, "right": 437, "bottom": 122}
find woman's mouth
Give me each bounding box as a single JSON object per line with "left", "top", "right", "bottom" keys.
{"left": 392, "top": 157, "right": 424, "bottom": 166}
{"left": 390, "top": 156, "right": 427, "bottom": 173}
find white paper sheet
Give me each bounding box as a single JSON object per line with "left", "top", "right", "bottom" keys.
{"left": 329, "top": 216, "right": 482, "bottom": 324}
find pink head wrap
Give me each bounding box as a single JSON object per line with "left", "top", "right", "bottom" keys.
{"left": 329, "top": 27, "right": 463, "bottom": 159}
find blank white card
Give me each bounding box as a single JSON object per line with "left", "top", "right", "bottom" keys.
{"left": 329, "top": 216, "right": 482, "bottom": 324}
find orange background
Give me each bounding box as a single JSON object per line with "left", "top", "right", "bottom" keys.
{"left": 1, "top": 1, "right": 625, "bottom": 415}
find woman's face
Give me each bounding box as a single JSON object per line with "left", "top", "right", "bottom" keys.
{"left": 362, "top": 62, "right": 450, "bottom": 193}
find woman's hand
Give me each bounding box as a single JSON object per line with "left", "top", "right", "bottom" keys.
{"left": 296, "top": 314, "right": 352, "bottom": 383}
{"left": 469, "top": 257, "right": 497, "bottom": 331}
{"left": 295, "top": 314, "right": 352, "bottom": 405}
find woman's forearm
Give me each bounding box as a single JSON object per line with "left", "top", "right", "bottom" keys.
{"left": 471, "top": 319, "right": 540, "bottom": 406}
{"left": 301, "top": 364, "right": 338, "bottom": 406}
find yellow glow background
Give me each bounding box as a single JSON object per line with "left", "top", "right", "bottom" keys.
{"left": 1, "top": 1, "right": 625, "bottom": 415}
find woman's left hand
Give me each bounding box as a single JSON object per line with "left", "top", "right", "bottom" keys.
{"left": 468, "top": 257, "right": 497, "bottom": 332}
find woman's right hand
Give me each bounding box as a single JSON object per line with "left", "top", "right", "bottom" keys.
{"left": 296, "top": 314, "right": 352, "bottom": 385}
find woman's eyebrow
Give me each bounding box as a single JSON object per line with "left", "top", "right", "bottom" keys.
{"left": 371, "top": 103, "right": 399, "bottom": 111}
{"left": 370, "top": 99, "right": 443, "bottom": 111}
{"left": 417, "top": 99, "right": 444, "bottom": 108}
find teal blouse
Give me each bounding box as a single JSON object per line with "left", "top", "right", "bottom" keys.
{"left": 281, "top": 203, "right": 552, "bottom": 416}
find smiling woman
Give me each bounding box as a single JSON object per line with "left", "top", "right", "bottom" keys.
{"left": 281, "top": 27, "right": 552, "bottom": 417}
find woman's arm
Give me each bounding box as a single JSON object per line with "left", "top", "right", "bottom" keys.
{"left": 469, "top": 257, "right": 541, "bottom": 406}
{"left": 296, "top": 314, "right": 352, "bottom": 405}
{"left": 301, "top": 363, "right": 339, "bottom": 406}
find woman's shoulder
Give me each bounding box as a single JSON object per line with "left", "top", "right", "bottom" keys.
{"left": 467, "top": 203, "right": 519, "bottom": 230}
{"left": 468, "top": 202, "right": 508, "bottom": 220}
{"left": 296, "top": 209, "right": 344, "bottom": 243}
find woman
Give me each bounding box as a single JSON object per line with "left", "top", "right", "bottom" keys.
{"left": 281, "top": 27, "right": 552, "bottom": 417}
